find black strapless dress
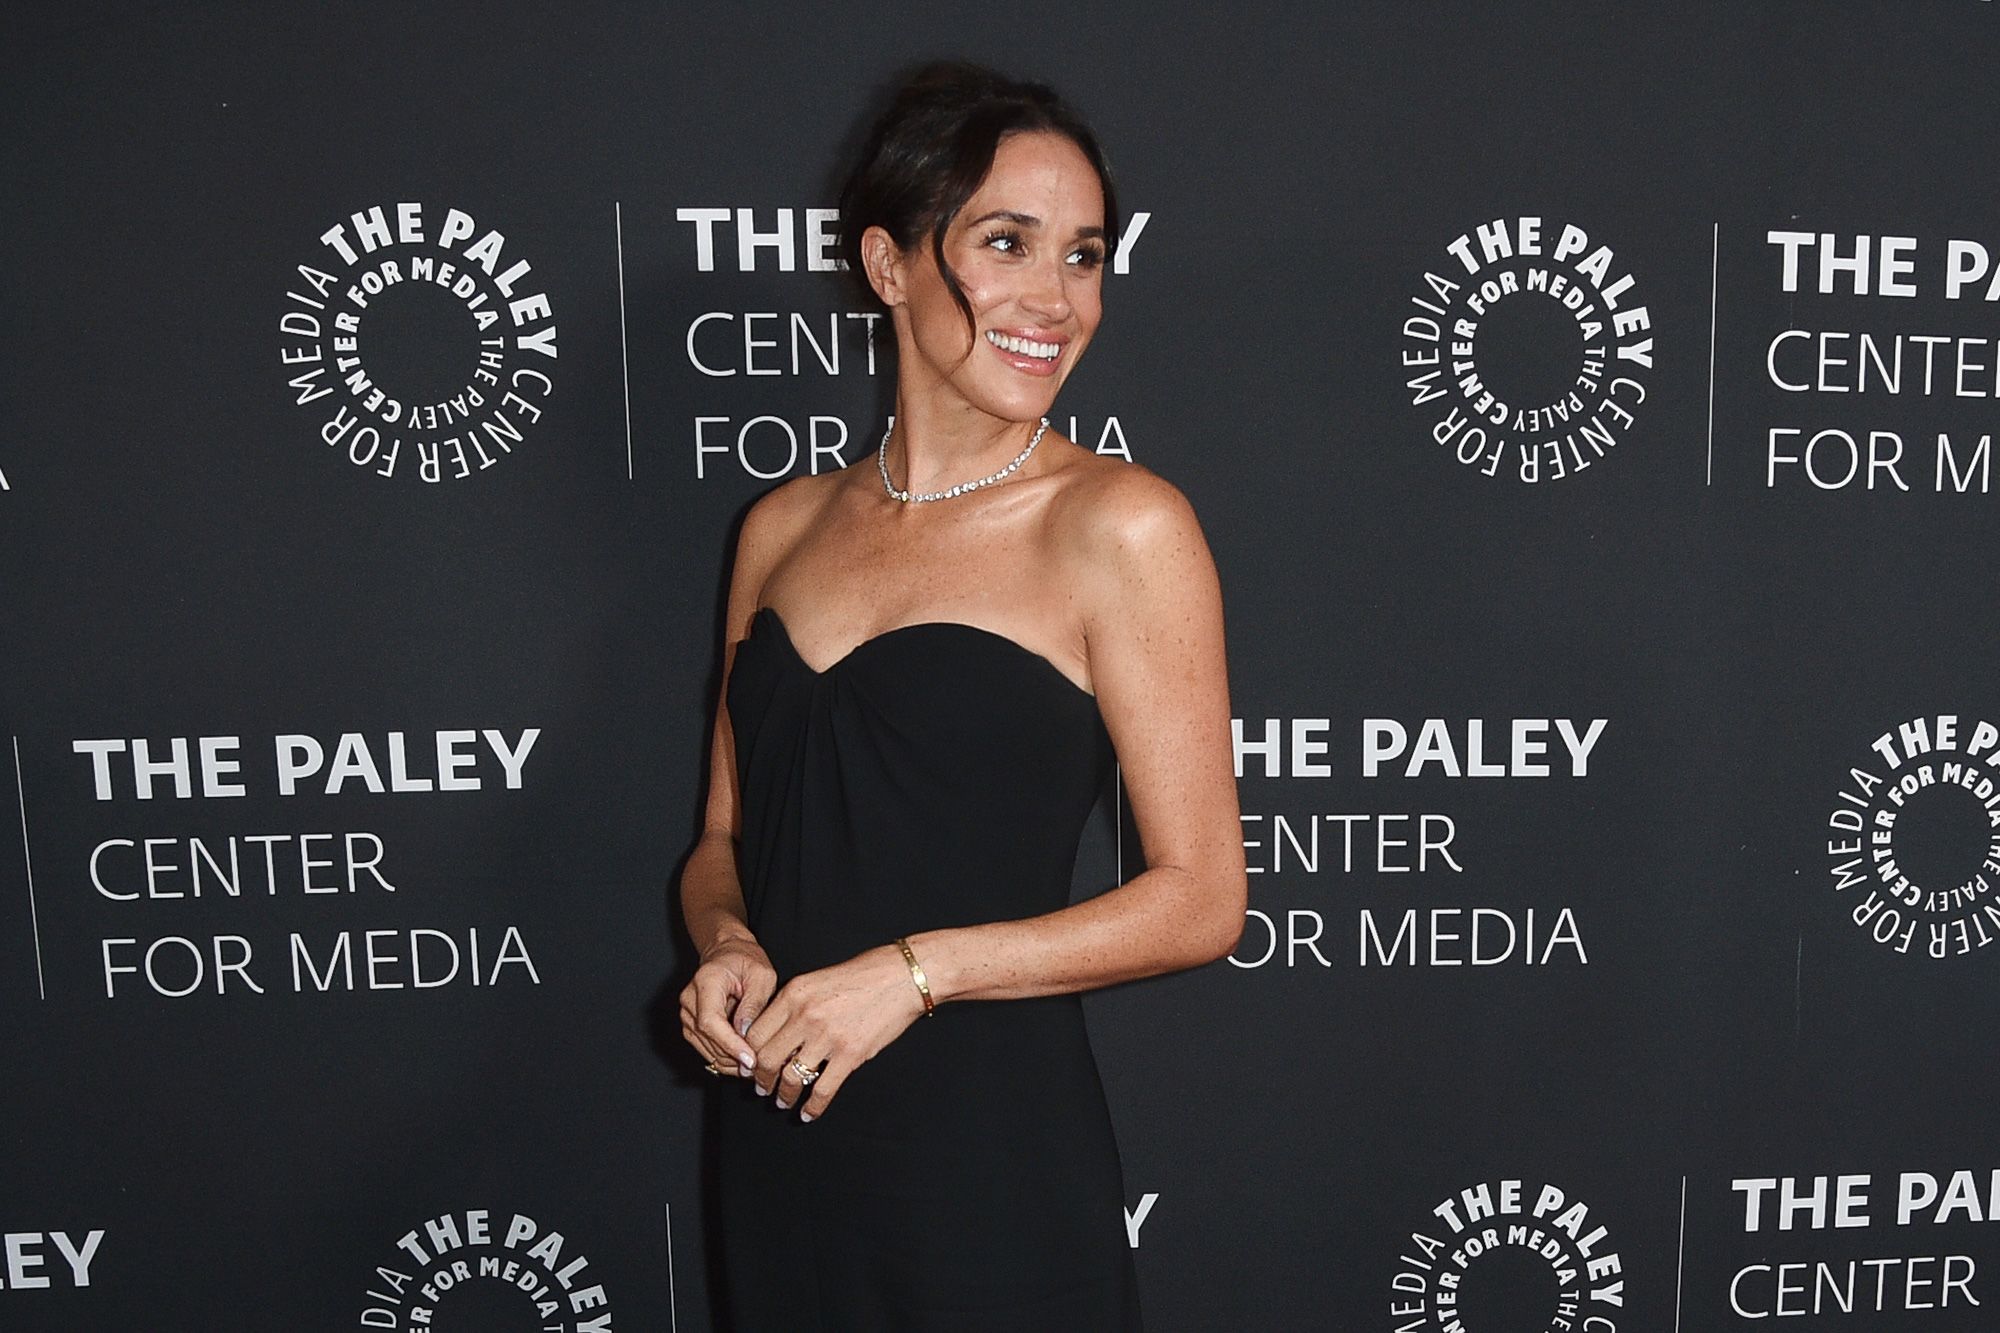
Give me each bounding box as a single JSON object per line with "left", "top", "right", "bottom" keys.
{"left": 714, "top": 605, "right": 1144, "bottom": 1331}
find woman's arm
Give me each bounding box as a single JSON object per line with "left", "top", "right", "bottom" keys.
{"left": 906, "top": 464, "right": 1247, "bottom": 1001}
{"left": 677, "top": 486, "right": 801, "bottom": 1072}
{"left": 750, "top": 465, "right": 1247, "bottom": 1119}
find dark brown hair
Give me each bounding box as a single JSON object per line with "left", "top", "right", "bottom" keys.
{"left": 836, "top": 61, "right": 1121, "bottom": 332}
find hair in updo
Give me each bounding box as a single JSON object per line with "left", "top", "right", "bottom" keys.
{"left": 836, "top": 61, "right": 1120, "bottom": 332}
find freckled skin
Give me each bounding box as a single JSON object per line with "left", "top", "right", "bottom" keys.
{"left": 678, "top": 129, "right": 1247, "bottom": 1121}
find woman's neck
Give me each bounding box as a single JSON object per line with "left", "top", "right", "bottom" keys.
{"left": 883, "top": 390, "right": 1043, "bottom": 498}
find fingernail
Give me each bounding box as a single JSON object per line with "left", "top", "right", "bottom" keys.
{"left": 775, "top": 1096, "right": 790, "bottom": 1110}
{"left": 756, "top": 1083, "right": 770, "bottom": 1096}
{"left": 737, "top": 1051, "right": 754, "bottom": 1070}
{"left": 736, "top": 1016, "right": 750, "bottom": 1035}
{"left": 799, "top": 1111, "right": 814, "bottom": 1123}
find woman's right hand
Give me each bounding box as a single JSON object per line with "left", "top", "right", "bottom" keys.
{"left": 681, "top": 934, "right": 778, "bottom": 1076}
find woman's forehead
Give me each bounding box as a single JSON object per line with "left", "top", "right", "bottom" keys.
{"left": 960, "top": 132, "right": 1105, "bottom": 228}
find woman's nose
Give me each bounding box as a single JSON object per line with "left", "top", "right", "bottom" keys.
{"left": 1020, "top": 256, "right": 1072, "bottom": 318}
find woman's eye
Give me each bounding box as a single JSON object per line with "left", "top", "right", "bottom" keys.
{"left": 1068, "top": 247, "right": 1106, "bottom": 269}
{"left": 984, "top": 230, "right": 1022, "bottom": 253}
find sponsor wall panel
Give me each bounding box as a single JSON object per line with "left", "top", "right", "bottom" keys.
{"left": 4, "top": 2, "right": 1997, "bottom": 1329}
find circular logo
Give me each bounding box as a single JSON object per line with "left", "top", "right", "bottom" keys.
{"left": 1827, "top": 714, "right": 2000, "bottom": 958}
{"left": 1390, "top": 1180, "right": 1625, "bottom": 1332}
{"left": 359, "top": 1209, "right": 611, "bottom": 1332}
{"left": 278, "top": 203, "right": 558, "bottom": 483}
{"left": 1401, "top": 216, "right": 1653, "bottom": 483}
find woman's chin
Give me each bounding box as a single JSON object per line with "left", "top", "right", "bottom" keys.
{"left": 963, "top": 378, "right": 1070, "bottom": 425}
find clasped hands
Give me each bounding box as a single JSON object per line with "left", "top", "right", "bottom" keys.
{"left": 679, "top": 934, "right": 929, "bottom": 1122}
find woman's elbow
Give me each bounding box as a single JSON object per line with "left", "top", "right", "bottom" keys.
{"left": 1196, "top": 868, "right": 1249, "bottom": 964}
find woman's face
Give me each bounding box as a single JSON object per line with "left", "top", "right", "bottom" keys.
{"left": 876, "top": 129, "right": 1108, "bottom": 425}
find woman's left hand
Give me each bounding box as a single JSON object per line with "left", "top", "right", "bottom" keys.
{"left": 743, "top": 942, "right": 930, "bottom": 1120}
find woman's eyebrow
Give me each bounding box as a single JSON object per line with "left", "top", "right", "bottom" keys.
{"left": 965, "top": 209, "right": 1106, "bottom": 242}
{"left": 965, "top": 208, "right": 1041, "bottom": 228}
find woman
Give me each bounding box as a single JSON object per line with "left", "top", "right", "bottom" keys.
{"left": 678, "top": 61, "right": 1246, "bottom": 1330}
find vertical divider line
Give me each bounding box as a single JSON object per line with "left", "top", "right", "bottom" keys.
{"left": 1706, "top": 222, "right": 1720, "bottom": 486}
{"left": 1114, "top": 762, "right": 1124, "bottom": 883}
{"left": 1675, "top": 1173, "right": 1688, "bottom": 1331}
{"left": 617, "top": 202, "right": 634, "bottom": 481}
{"left": 13, "top": 735, "right": 45, "bottom": 999}
{"left": 664, "top": 1200, "right": 678, "bottom": 1331}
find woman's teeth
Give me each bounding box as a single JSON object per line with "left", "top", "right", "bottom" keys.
{"left": 985, "top": 330, "right": 1060, "bottom": 360}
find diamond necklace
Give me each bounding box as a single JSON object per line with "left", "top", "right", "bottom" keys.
{"left": 878, "top": 417, "right": 1049, "bottom": 504}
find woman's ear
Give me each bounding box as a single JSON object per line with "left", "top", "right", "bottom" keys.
{"left": 860, "top": 225, "right": 906, "bottom": 307}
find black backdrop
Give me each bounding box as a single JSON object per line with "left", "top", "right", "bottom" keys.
{"left": 6, "top": 3, "right": 2000, "bottom": 1329}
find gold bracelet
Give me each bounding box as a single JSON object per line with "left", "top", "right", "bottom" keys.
{"left": 895, "top": 936, "right": 936, "bottom": 1017}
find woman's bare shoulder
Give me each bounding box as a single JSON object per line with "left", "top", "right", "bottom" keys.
{"left": 738, "top": 467, "right": 855, "bottom": 561}
{"left": 724, "top": 471, "right": 862, "bottom": 630}
{"left": 1047, "top": 452, "right": 1206, "bottom": 560}
{"left": 1043, "top": 451, "right": 1219, "bottom": 657}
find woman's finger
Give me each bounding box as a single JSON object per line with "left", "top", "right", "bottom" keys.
{"left": 794, "top": 1052, "right": 854, "bottom": 1122}
{"left": 733, "top": 960, "right": 780, "bottom": 1036}
{"left": 678, "top": 984, "right": 723, "bottom": 1063}
{"left": 694, "top": 967, "right": 756, "bottom": 1071}
{"left": 749, "top": 1009, "right": 805, "bottom": 1097}
{"left": 771, "top": 1041, "right": 829, "bottom": 1111}
{"left": 679, "top": 989, "right": 739, "bottom": 1072}
{"left": 742, "top": 978, "right": 793, "bottom": 1054}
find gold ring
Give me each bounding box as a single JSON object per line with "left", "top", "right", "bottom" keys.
{"left": 704, "top": 1059, "right": 728, "bottom": 1076}
{"left": 787, "top": 1057, "right": 821, "bottom": 1086}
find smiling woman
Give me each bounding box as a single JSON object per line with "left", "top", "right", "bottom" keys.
{"left": 842, "top": 71, "right": 1118, "bottom": 496}
{"left": 677, "top": 60, "right": 1246, "bottom": 1331}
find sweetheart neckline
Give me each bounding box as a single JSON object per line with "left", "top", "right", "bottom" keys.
{"left": 748, "top": 604, "right": 1097, "bottom": 701}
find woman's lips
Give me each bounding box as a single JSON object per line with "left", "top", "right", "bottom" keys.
{"left": 983, "top": 328, "right": 1064, "bottom": 377}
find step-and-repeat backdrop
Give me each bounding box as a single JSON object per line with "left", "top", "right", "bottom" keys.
{"left": 6, "top": 3, "right": 1998, "bottom": 1328}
